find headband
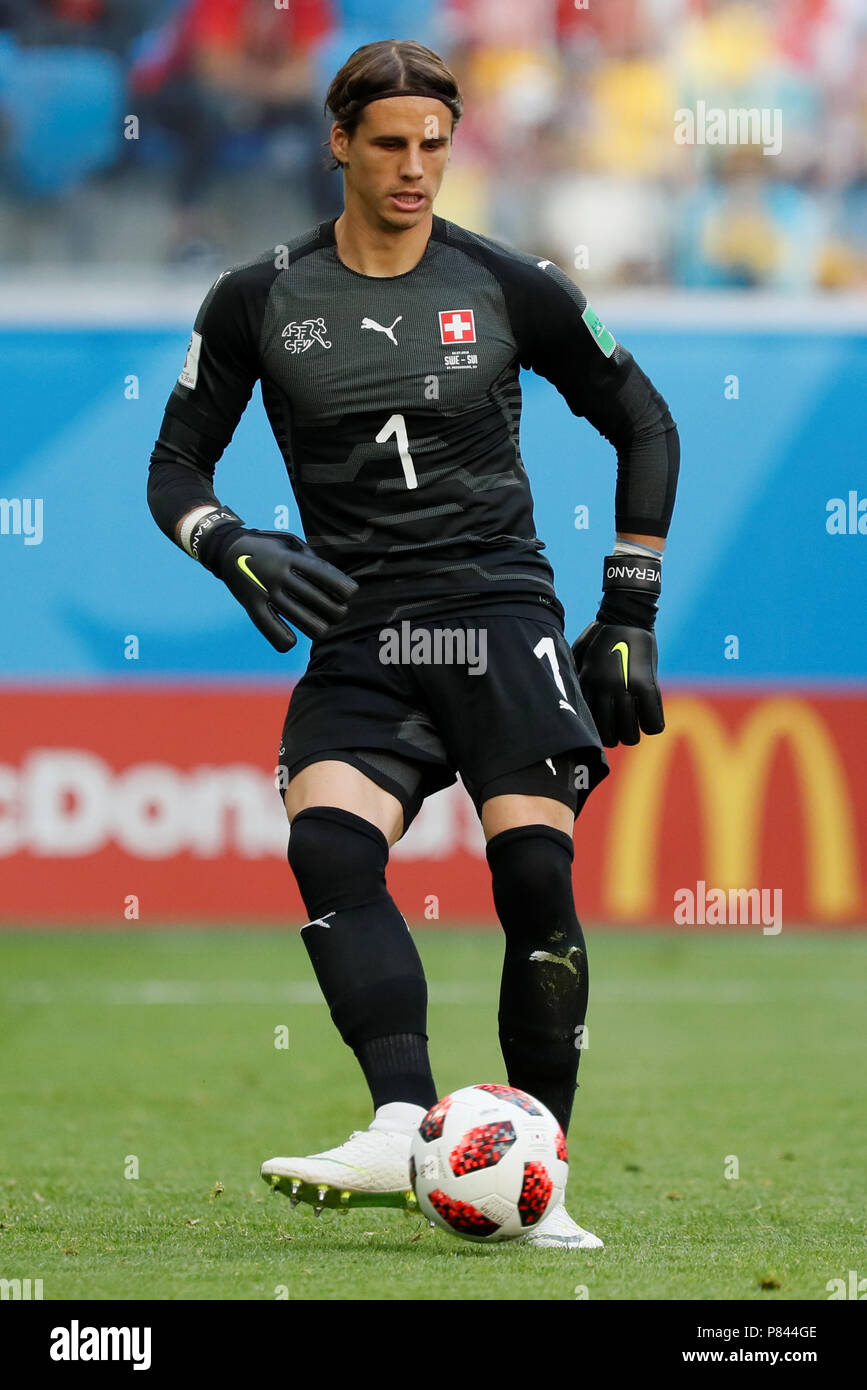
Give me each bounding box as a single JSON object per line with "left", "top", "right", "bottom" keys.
{"left": 347, "top": 87, "right": 455, "bottom": 112}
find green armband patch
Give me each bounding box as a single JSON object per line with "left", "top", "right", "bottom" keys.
{"left": 581, "top": 303, "right": 616, "bottom": 358}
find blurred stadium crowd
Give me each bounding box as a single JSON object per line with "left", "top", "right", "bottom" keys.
{"left": 0, "top": 0, "right": 864, "bottom": 287}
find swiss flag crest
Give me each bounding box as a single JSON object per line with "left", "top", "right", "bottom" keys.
{"left": 438, "top": 309, "right": 476, "bottom": 345}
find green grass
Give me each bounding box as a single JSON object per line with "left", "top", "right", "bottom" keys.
{"left": 1, "top": 929, "right": 864, "bottom": 1301}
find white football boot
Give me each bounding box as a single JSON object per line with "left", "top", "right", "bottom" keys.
{"left": 261, "top": 1102, "right": 424, "bottom": 1215}
{"left": 519, "top": 1204, "right": 605, "bottom": 1250}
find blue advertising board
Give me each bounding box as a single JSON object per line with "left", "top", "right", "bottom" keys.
{"left": 1, "top": 321, "right": 864, "bottom": 682}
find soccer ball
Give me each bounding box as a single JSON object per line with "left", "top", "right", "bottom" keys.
{"left": 409, "top": 1083, "right": 568, "bottom": 1242}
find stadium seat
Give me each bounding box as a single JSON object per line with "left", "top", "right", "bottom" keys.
{"left": 313, "top": 2, "right": 442, "bottom": 94}
{"left": 0, "top": 39, "right": 124, "bottom": 197}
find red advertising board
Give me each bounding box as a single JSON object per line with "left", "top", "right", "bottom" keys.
{"left": 1, "top": 687, "right": 864, "bottom": 927}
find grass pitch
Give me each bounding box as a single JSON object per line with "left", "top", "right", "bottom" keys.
{"left": 1, "top": 929, "right": 864, "bottom": 1301}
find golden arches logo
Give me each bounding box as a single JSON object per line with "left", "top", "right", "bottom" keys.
{"left": 604, "top": 697, "right": 859, "bottom": 918}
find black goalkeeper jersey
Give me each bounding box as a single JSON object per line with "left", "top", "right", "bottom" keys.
{"left": 148, "top": 214, "right": 679, "bottom": 641}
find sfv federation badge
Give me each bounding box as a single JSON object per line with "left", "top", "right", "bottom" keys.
{"left": 282, "top": 318, "right": 332, "bottom": 352}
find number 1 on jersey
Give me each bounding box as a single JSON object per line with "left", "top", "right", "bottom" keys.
{"left": 534, "top": 635, "right": 578, "bottom": 714}
{"left": 534, "top": 636, "right": 568, "bottom": 699}
{"left": 376, "top": 413, "right": 418, "bottom": 491}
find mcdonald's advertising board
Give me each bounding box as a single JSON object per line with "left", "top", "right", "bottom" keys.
{"left": 0, "top": 686, "right": 863, "bottom": 928}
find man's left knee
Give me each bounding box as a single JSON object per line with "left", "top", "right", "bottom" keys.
{"left": 485, "top": 823, "right": 576, "bottom": 929}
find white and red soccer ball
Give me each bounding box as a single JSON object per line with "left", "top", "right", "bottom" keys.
{"left": 410, "top": 1083, "right": 568, "bottom": 1242}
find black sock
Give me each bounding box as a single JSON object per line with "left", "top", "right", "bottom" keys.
{"left": 288, "top": 805, "right": 438, "bottom": 1113}
{"left": 486, "top": 824, "right": 589, "bottom": 1135}
{"left": 354, "top": 1033, "right": 438, "bottom": 1111}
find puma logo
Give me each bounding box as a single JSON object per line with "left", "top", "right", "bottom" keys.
{"left": 300, "top": 912, "right": 336, "bottom": 931}
{"left": 529, "top": 946, "right": 582, "bottom": 976}
{"left": 361, "top": 315, "right": 402, "bottom": 345}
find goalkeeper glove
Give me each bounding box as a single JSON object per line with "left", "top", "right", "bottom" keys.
{"left": 184, "top": 507, "right": 357, "bottom": 652}
{"left": 572, "top": 550, "right": 664, "bottom": 747}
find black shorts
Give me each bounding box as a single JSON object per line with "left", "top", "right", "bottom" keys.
{"left": 277, "top": 609, "right": 609, "bottom": 834}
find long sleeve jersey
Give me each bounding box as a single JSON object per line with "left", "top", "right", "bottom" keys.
{"left": 148, "top": 214, "right": 679, "bottom": 640}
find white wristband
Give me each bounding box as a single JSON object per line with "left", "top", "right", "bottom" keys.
{"left": 178, "top": 506, "right": 223, "bottom": 558}
{"left": 612, "top": 539, "right": 664, "bottom": 560}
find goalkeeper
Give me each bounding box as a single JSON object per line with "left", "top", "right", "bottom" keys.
{"left": 147, "top": 39, "right": 678, "bottom": 1251}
